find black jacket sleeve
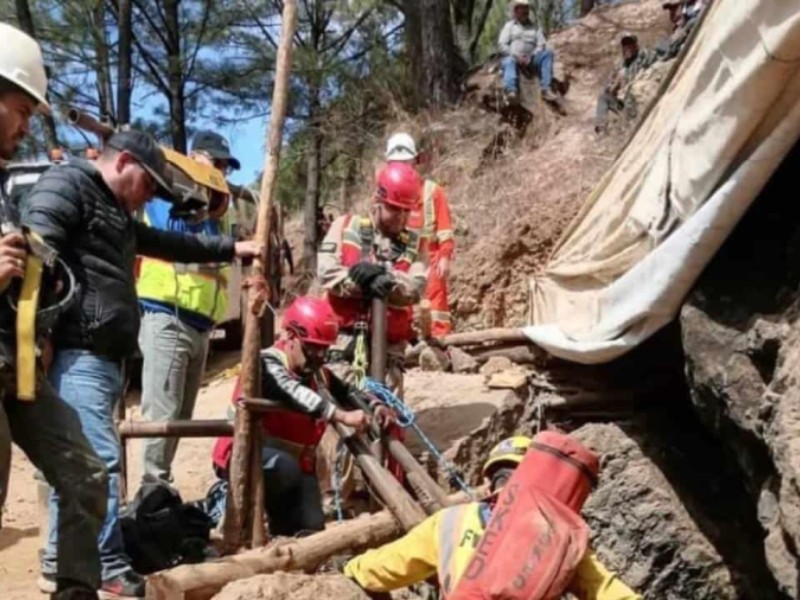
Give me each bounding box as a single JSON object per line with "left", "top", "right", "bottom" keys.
{"left": 20, "top": 170, "right": 83, "bottom": 254}
{"left": 261, "top": 349, "right": 337, "bottom": 420}
{"left": 327, "top": 371, "right": 372, "bottom": 411}
{"left": 135, "top": 221, "right": 236, "bottom": 263}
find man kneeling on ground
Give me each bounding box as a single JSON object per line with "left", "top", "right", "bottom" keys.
{"left": 211, "top": 296, "right": 396, "bottom": 536}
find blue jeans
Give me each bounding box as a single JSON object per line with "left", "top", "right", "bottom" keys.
{"left": 501, "top": 48, "right": 554, "bottom": 92}
{"left": 42, "top": 350, "right": 132, "bottom": 581}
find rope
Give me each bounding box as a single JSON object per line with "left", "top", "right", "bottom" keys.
{"left": 331, "top": 440, "right": 348, "bottom": 523}
{"left": 351, "top": 322, "right": 369, "bottom": 389}
{"left": 362, "top": 377, "right": 474, "bottom": 499}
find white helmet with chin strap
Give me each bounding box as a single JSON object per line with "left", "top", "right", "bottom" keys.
{"left": 0, "top": 22, "right": 50, "bottom": 113}
{"left": 385, "top": 132, "right": 418, "bottom": 162}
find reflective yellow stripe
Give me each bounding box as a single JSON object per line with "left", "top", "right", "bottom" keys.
{"left": 437, "top": 229, "right": 454, "bottom": 243}
{"left": 437, "top": 505, "right": 463, "bottom": 596}
{"left": 17, "top": 256, "right": 43, "bottom": 401}
{"left": 422, "top": 180, "right": 436, "bottom": 239}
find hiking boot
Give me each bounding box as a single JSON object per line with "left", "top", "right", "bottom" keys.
{"left": 98, "top": 570, "right": 145, "bottom": 599}
{"left": 38, "top": 571, "right": 57, "bottom": 594}
{"left": 541, "top": 88, "right": 559, "bottom": 103}
{"left": 505, "top": 90, "right": 520, "bottom": 106}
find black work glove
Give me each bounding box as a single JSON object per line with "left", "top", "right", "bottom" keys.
{"left": 348, "top": 262, "right": 385, "bottom": 290}
{"left": 368, "top": 273, "right": 394, "bottom": 299}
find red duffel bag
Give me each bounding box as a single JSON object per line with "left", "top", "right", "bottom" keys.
{"left": 449, "top": 431, "right": 600, "bottom": 600}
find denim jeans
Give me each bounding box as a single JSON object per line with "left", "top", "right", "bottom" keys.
{"left": 42, "top": 349, "right": 132, "bottom": 581}
{"left": 139, "top": 312, "right": 210, "bottom": 484}
{"left": 501, "top": 48, "right": 554, "bottom": 92}
{"left": 0, "top": 367, "right": 107, "bottom": 589}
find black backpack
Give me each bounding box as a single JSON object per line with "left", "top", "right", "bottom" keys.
{"left": 120, "top": 481, "right": 213, "bottom": 574}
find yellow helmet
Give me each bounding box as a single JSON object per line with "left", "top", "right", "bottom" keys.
{"left": 482, "top": 435, "right": 532, "bottom": 478}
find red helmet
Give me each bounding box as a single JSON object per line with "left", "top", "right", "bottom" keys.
{"left": 282, "top": 296, "right": 339, "bottom": 346}
{"left": 375, "top": 162, "right": 421, "bottom": 211}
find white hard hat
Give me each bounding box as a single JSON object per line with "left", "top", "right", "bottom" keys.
{"left": 385, "top": 132, "right": 418, "bottom": 162}
{"left": 511, "top": 0, "right": 530, "bottom": 7}
{"left": 0, "top": 23, "right": 49, "bottom": 113}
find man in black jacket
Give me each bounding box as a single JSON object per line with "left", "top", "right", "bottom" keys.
{"left": 22, "top": 130, "right": 259, "bottom": 599}
{"left": 0, "top": 22, "right": 108, "bottom": 600}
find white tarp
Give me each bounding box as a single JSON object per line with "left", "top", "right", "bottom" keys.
{"left": 523, "top": 0, "right": 800, "bottom": 364}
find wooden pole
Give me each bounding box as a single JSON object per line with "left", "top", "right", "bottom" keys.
{"left": 223, "top": 0, "right": 298, "bottom": 552}
{"left": 433, "top": 327, "right": 531, "bottom": 348}
{"left": 146, "top": 491, "right": 472, "bottom": 600}
{"left": 370, "top": 298, "right": 387, "bottom": 381}
{"left": 331, "top": 422, "right": 426, "bottom": 530}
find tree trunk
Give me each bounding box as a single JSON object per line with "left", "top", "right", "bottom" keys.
{"left": 163, "top": 0, "right": 187, "bottom": 151}
{"left": 451, "top": 0, "right": 475, "bottom": 65}
{"left": 302, "top": 87, "right": 322, "bottom": 275}
{"left": 91, "top": 1, "right": 115, "bottom": 120}
{"left": 116, "top": 0, "right": 133, "bottom": 126}
{"left": 14, "top": 0, "right": 59, "bottom": 149}
{"left": 580, "top": 0, "right": 596, "bottom": 17}
{"left": 401, "top": 0, "right": 423, "bottom": 110}
{"left": 418, "top": 0, "right": 463, "bottom": 106}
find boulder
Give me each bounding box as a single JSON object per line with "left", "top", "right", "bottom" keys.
{"left": 448, "top": 346, "right": 479, "bottom": 374}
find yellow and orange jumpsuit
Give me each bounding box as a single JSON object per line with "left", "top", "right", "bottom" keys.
{"left": 408, "top": 179, "right": 454, "bottom": 337}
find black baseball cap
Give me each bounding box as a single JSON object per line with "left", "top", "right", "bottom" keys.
{"left": 192, "top": 130, "right": 240, "bottom": 170}
{"left": 106, "top": 129, "right": 174, "bottom": 200}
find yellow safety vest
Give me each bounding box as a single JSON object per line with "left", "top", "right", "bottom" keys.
{"left": 136, "top": 215, "right": 230, "bottom": 324}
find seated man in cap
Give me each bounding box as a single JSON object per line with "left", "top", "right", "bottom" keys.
{"left": 656, "top": 0, "right": 709, "bottom": 60}
{"left": 21, "top": 129, "right": 260, "bottom": 599}
{"left": 498, "top": 0, "right": 560, "bottom": 105}
{"left": 137, "top": 130, "right": 243, "bottom": 488}
{"left": 594, "top": 33, "right": 656, "bottom": 134}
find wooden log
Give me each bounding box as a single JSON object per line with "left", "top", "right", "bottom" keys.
{"left": 471, "top": 343, "right": 543, "bottom": 365}
{"left": 385, "top": 438, "right": 448, "bottom": 514}
{"left": 223, "top": 0, "right": 298, "bottom": 551}
{"left": 331, "top": 422, "right": 426, "bottom": 531}
{"left": 370, "top": 297, "right": 387, "bottom": 381}
{"left": 419, "top": 299, "right": 432, "bottom": 340}
{"left": 118, "top": 419, "right": 232, "bottom": 438}
{"left": 146, "top": 491, "right": 471, "bottom": 600}
{"left": 434, "top": 328, "right": 530, "bottom": 348}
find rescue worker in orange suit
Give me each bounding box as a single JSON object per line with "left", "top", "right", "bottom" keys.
{"left": 385, "top": 132, "right": 455, "bottom": 337}
{"left": 317, "top": 161, "right": 426, "bottom": 393}
{"left": 344, "top": 433, "right": 642, "bottom": 600}
{"left": 211, "top": 296, "right": 395, "bottom": 536}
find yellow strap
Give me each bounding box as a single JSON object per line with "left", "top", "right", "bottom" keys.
{"left": 352, "top": 329, "right": 368, "bottom": 389}
{"left": 16, "top": 256, "right": 43, "bottom": 401}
